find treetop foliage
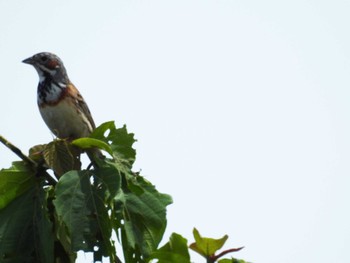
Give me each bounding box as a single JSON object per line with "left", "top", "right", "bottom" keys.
{"left": 0, "top": 122, "right": 248, "bottom": 263}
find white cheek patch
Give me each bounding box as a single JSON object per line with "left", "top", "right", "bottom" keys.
{"left": 38, "top": 64, "right": 55, "bottom": 75}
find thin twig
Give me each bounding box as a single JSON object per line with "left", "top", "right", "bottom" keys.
{"left": 0, "top": 135, "right": 36, "bottom": 166}
{"left": 0, "top": 135, "right": 57, "bottom": 185}
{"left": 210, "top": 247, "right": 245, "bottom": 262}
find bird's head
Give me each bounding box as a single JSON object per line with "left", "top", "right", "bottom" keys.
{"left": 22, "top": 52, "right": 69, "bottom": 83}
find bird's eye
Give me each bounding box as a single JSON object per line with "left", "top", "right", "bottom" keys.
{"left": 41, "top": 56, "right": 48, "bottom": 62}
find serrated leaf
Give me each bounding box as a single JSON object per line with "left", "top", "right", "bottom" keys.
{"left": 190, "top": 228, "right": 228, "bottom": 257}
{"left": 43, "top": 140, "right": 81, "bottom": 177}
{"left": 149, "top": 233, "right": 191, "bottom": 263}
{"left": 0, "top": 161, "right": 36, "bottom": 210}
{"left": 72, "top": 137, "right": 113, "bottom": 156}
{"left": 108, "top": 125, "right": 136, "bottom": 164}
{"left": 115, "top": 175, "right": 173, "bottom": 260}
{"left": 90, "top": 122, "right": 136, "bottom": 167}
{"left": 0, "top": 187, "right": 54, "bottom": 263}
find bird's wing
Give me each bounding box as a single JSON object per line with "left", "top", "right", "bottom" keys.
{"left": 66, "top": 82, "right": 96, "bottom": 130}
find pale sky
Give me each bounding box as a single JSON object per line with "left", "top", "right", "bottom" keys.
{"left": 1, "top": 1, "right": 349, "bottom": 262}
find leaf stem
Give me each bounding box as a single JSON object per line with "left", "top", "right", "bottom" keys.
{"left": 209, "top": 247, "right": 245, "bottom": 262}
{"left": 0, "top": 135, "right": 57, "bottom": 185}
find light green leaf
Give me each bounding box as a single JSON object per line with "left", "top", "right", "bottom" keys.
{"left": 90, "top": 121, "right": 115, "bottom": 139}
{"left": 190, "top": 228, "right": 228, "bottom": 257}
{"left": 72, "top": 137, "right": 113, "bottom": 156}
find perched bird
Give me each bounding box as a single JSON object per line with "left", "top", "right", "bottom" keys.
{"left": 22, "top": 52, "right": 95, "bottom": 139}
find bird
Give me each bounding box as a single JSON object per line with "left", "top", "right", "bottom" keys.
{"left": 22, "top": 52, "right": 95, "bottom": 140}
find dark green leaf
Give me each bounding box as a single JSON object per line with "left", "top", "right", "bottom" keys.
{"left": 94, "top": 162, "right": 122, "bottom": 201}
{"left": 84, "top": 177, "right": 117, "bottom": 261}
{"left": 54, "top": 215, "right": 77, "bottom": 262}
{"left": 0, "top": 187, "right": 54, "bottom": 263}
{"left": 115, "top": 175, "right": 173, "bottom": 260}
{"left": 53, "top": 170, "right": 118, "bottom": 260}
{"left": 149, "top": 233, "right": 191, "bottom": 263}
{"left": 53, "top": 170, "right": 90, "bottom": 251}
{"left": 108, "top": 124, "right": 136, "bottom": 164}
{"left": 0, "top": 161, "right": 36, "bottom": 210}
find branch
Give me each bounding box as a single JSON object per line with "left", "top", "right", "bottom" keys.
{"left": 0, "top": 135, "right": 57, "bottom": 185}
{"left": 0, "top": 135, "right": 36, "bottom": 166}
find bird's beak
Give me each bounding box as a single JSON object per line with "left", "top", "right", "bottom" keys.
{"left": 22, "top": 56, "right": 34, "bottom": 64}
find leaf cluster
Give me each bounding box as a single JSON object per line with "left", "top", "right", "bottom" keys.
{"left": 0, "top": 122, "right": 249, "bottom": 263}
{"left": 150, "top": 229, "right": 248, "bottom": 263}
{"left": 0, "top": 122, "right": 172, "bottom": 263}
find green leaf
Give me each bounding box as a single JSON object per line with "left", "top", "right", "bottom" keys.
{"left": 149, "top": 233, "right": 191, "bottom": 263}
{"left": 0, "top": 161, "right": 36, "bottom": 210}
{"left": 43, "top": 140, "right": 81, "bottom": 177}
{"left": 89, "top": 122, "right": 172, "bottom": 261}
{"left": 72, "top": 137, "right": 113, "bottom": 156}
{"left": 94, "top": 162, "right": 122, "bottom": 201}
{"left": 53, "top": 170, "right": 118, "bottom": 261}
{"left": 190, "top": 228, "right": 228, "bottom": 257}
{"left": 115, "top": 175, "right": 173, "bottom": 261}
{"left": 90, "top": 122, "right": 136, "bottom": 167}
{"left": 0, "top": 187, "right": 54, "bottom": 263}
{"left": 84, "top": 176, "right": 118, "bottom": 261}
{"left": 53, "top": 170, "right": 91, "bottom": 251}
{"left": 108, "top": 124, "right": 136, "bottom": 164}
{"left": 90, "top": 121, "right": 115, "bottom": 139}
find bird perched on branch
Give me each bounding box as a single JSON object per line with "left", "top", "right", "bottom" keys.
{"left": 22, "top": 52, "right": 95, "bottom": 140}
